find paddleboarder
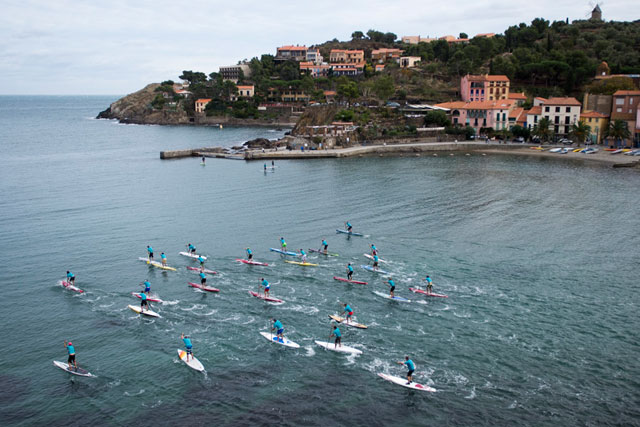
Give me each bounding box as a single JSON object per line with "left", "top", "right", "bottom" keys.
{"left": 66, "top": 270, "right": 75, "bottom": 285}
{"left": 140, "top": 291, "right": 150, "bottom": 312}
{"left": 396, "top": 356, "right": 415, "bottom": 385}
{"left": 386, "top": 277, "right": 396, "bottom": 298}
{"left": 64, "top": 340, "right": 78, "bottom": 371}
{"left": 161, "top": 252, "right": 167, "bottom": 267}
{"left": 198, "top": 256, "right": 205, "bottom": 272}
{"left": 271, "top": 318, "right": 284, "bottom": 342}
{"left": 347, "top": 263, "right": 354, "bottom": 280}
{"left": 343, "top": 303, "right": 354, "bottom": 324}
{"left": 201, "top": 156, "right": 205, "bottom": 164}
{"left": 181, "top": 333, "right": 193, "bottom": 362}
{"left": 187, "top": 243, "right": 196, "bottom": 255}
{"left": 199, "top": 271, "right": 206, "bottom": 286}
{"left": 320, "top": 239, "right": 328, "bottom": 254}
{"left": 261, "top": 278, "right": 270, "bottom": 297}
{"left": 330, "top": 325, "right": 342, "bottom": 348}
{"left": 370, "top": 244, "right": 377, "bottom": 256}
{"left": 424, "top": 275, "right": 433, "bottom": 294}
{"left": 264, "top": 163, "right": 267, "bottom": 172}
{"left": 345, "top": 221, "right": 353, "bottom": 232}
{"left": 147, "top": 245, "right": 154, "bottom": 260}
{"left": 280, "top": 237, "right": 287, "bottom": 250}
{"left": 372, "top": 254, "right": 380, "bottom": 269}
{"left": 246, "top": 248, "right": 253, "bottom": 261}
{"left": 142, "top": 280, "right": 151, "bottom": 294}
{"left": 299, "top": 249, "right": 307, "bottom": 263}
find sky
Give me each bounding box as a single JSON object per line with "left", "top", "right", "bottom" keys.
{"left": 0, "top": 0, "right": 636, "bottom": 95}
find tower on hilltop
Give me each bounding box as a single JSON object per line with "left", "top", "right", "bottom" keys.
{"left": 591, "top": 4, "right": 602, "bottom": 21}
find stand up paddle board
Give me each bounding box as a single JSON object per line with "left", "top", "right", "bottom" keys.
{"left": 409, "top": 288, "right": 448, "bottom": 298}
{"left": 309, "top": 249, "right": 339, "bottom": 256}
{"left": 177, "top": 349, "right": 205, "bottom": 372}
{"left": 188, "top": 282, "right": 220, "bottom": 292}
{"left": 333, "top": 276, "right": 368, "bottom": 285}
{"left": 328, "top": 315, "right": 367, "bottom": 329}
{"left": 128, "top": 304, "right": 161, "bottom": 317}
{"left": 235, "top": 259, "right": 269, "bottom": 266}
{"left": 248, "top": 290, "right": 284, "bottom": 303}
{"left": 186, "top": 266, "right": 217, "bottom": 274}
{"left": 373, "top": 291, "right": 410, "bottom": 303}
{"left": 179, "top": 252, "right": 207, "bottom": 260}
{"left": 259, "top": 332, "right": 300, "bottom": 348}
{"left": 138, "top": 258, "right": 176, "bottom": 271}
{"left": 131, "top": 292, "right": 163, "bottom": 303}
{"left": 269, "top": 248, "right": 299, "bottom": 256}
{"left": 59, "top": 280, "right": 84, "bottom": 293}
{"left": 284, "top": 260, "right": 318, "bottom": 267}
{"left": 377, "top": 373, "right": 436, "bottom": 392}
{"left": 361, "top": 265, "right": 389, "bottom": 274}
{"left": 315, "top": 340, "right": 363, "bottom": 355}
{"left": 336, "top": 229, "right": 363, "bottom": 236}
{"left": 364, "top": 253, "right": 387, "bottom": 263}
{"left": 53, "top": 360, "right": 94, "bottom": 377}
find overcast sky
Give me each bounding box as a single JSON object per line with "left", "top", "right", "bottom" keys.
{"left": 0, "top": 0, "right": 635, "bottom": 95}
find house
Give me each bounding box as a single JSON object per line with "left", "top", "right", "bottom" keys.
{"left": 174, "top": 89, "right": 191, "bottom": 97}
{"left": 230, "top": 85, "right": 254, "bottom": 101}
{"left": 323, "top": 90, "right": 336, "bottom": 103}
{"left": 375, "top": 64, "right": 385, "bottom": 72}
{"left": 275, "top": 45, "right": 308, "bottom": 62}
{"left": 400, "top": 56, "right": 421, "bottom": 68}
{"left": 508, "top": 108, "right": 527, "bottom": 129}
{"left": 533, "top": 97, "right": 547, "bottom": 107}
{"left": 611, "top": 90, "right": 640, "bottom": 146}
{"left": 306, "top": 48, "right": 323, "bottom": 65}
{"left": 439, "top": 35, "right": 469, "bottom": 44}
{"left": 475, "top": 33, "right": 496, "bottom": 38}
{"left": 401, "top": 35, "right": 437, "bottom": 44}
{"left": 299, "top": 62, "right": 331, "bottom": 78}
{"left": 540, "top": 97, "right": 582, "bottom": 138}
{"left": 329, "top": 49, "right": 364, "bottom": 64}
{"left": 434, "top": 99, "right": 514, "bottom": 134}
{"left": 580, "top": 111, "right": 609, "bottom": 144}
{"left": 195, "top": 98, "right": 211, "bottom": 113}
{"left": 508, "top": 92, "right": 527, "bottom": 107}
{"left": 331, "top": 62, "right": 364, "bottom": 76}
{"left": 268, "top": 87, "right": 310, "bottom": 103}
{"left": 371, "top": 48, "right": 403, "bottom": 63}
{"left": 219, "top": 63, "right": 251, "bottom": 82}
{"left": 525, "top": 106, "right": 543, "bottom": 131}
{"left": 460, "top": 74, "right": 510, "bottom": 102}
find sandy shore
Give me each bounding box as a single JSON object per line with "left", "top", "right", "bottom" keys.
{"left": 478, "top": 146, "right": 640, "bottom": 166}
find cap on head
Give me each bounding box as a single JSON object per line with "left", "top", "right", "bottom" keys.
{"left": 68, "top": 342, "right": 72, "bottom": 346}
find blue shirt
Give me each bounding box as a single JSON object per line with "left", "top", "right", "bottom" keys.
{"left": 198, "top": 257, "right": 204, "bottom": 263}
{"left": 426, "top": 277, "right": 432, "bottom": 284}
{"left": 322, "top": 240, "right": 327, "bottom": 246}
{"left": 333, "top": 327, "right": 341, "bottom": 338}
{"left": 143, "top": 281, "right": 151, "bottom": 291}
{"left": 262, "top": 279, "right": 269, "bottom": 288}
{"left": 140, "top": 292, "right": 147, "bottom": 301}
{"left": 199, "top": 272, "right": 206, "bottom": 279}
{"left": 273, "top": 320, "right": 282, "bottom": 330}
{"left": 161, "top": 253, "right": 166, "bottom": 259}
{"left": 344, "top": 304, "right": 352, "bottom": 314}
{"left": 246, "top": 248, "right": 252, "bottom": 255}
{"left": 67, "top": 272, "right": 74, "bottom": 279}
{"left": 346, "top": 222, "right": 352, "bottom": 228}
{"left": 300, "top": 250, "right": 306, "bottom": 256}
{"left": 188, "top": 244, "right": 195, "bottom": 250}
{"left": 348, "top": 265, "right": 353, "bottom": 272}
{"left": 388, "top": 279, "right": 395, "bottom": 287}
{"left": 183, "top": 337, "right": 192, "bottom": 349}
{"left": 374, "top": 255, "right": 379, "bottom": 262}
{"left": 147, "top": 246, "right": 153, "bottom": 253}
{"left": 405, "top": 359, "right": 415, "bottom": 371}
{"left": 280, "top": 238, "right": 285, "bottom": 244}
{"left": 67, "top": 344, "right": 75, "bottom": 355}
{"left": 371, "top": 245, "right": 377, "bottom": 251}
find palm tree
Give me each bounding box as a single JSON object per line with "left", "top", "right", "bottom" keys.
{"left": 569, "top": 121, "right": 592, "bottom": 145}
{"left": 533, "top": 117, "right": 552, "bottom": 143}
{"left": 605, "top": 119, "right": 631, "bottom": 148}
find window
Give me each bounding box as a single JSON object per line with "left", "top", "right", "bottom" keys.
{"left": 534, "top": 116, "right": 538, "bottom": 124}
{"left": 555, "top": 107, "right": 560, "bottom": 113}
{"left": 554, "top": 125, "right": 559, "bottom": 133}
{"left": 545, "top": 107, "right": 550, "bottom": 112}
{"left": 617, "top": 107, "right": 622, "bottom": 112}
{"left": 565, "top": 117, "right": 570, "bottom": 124}
{"left": 555, "top": 116, "right": 560, "bottom": 124}
{"left": 630, "top": 98, "right": 634, "bottom": 104}
{"left": 566, "top": 107, "right": 570, "bottom": 113}
{"left": 616, "top": 98, "right": 624, "bottom": 105}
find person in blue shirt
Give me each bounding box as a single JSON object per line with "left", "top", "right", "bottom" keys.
{"left": 181, "top": 333, "right": 193, "bottom": 362}
{"left": 370, "top": 244, "right": 377, "bottom": 256}
{"left": 197, "top": 256, "right": 205, "bottom": 272}
{"left": 161, "top": 252, "right": 167, "bottom": 266}
{"left": 66, "top": 271, "right": 75, "bottom": 285}
{"left": 386, "top": 277, "right": 396, "bottom": 298}
{"left": 424, "top": 275, "right": 433, "bottom": 294}
{"left": 347, "top": 263, "right": 354, "bottom": 280}
{"left": 140, "top": 291, "right": 150, "bottom": 311}
{"left": 345, "top": 221, "right": 352, "bottom": 232}
{"left": 246, "top": 248, "right": 253, "bottom": 261}
{"left": 142, "top": 280, "right": 151, "bottom": 294}
{"left": 280, "top": 237, "right": 287, "bottom": 250}
{"left": 260, "top": 278, "right": 270, "bottom": 297}
{"left": 263, "top": 163, "right": 267, "bottom": 171}
{"left": 372, "top": 254, "right": 379, "bottom": 269}
{"left": 396, "top": 356, "right": 416, "bottom": 384}
{"left": 199, "top": 272, "right": 207, "bottom": 285}
{"left": 187, "top": 243, "right": 196, "bottom": 255}
{"left": 330, "top": 325, "right": 342, "bottom": 348}
{"left": 320, "top": 239, "right": 328, "bottom": 254}
{"left": 64, "top": 340, "right": 77, "bottom": 370}
{"left": 147, "top": 245, "right": 154, "bottom": 260}
{"left": 343, "top": 303, "right": 354, "bottom": 323}
{"left": 299, "top": 249, "right": 307, "bottom": 263}
{"left": 271, "top": 318, "right": 284, "bottom": 342}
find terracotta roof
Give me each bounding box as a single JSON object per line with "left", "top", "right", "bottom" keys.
{"left": 466, "top": 74, "right": 510, "bottom": 82}
{"left": 278, "top": 45, "right": 307, "bottom": 51}
{"left": 508, "top": 92, "right": 527, "bottom": 100}
{"left": 544, "top": 97, "right": 581, "bottom": 106}
{"left": 434, "top": 101, "right": 467, "bottom": 109}
{"left": 534, "top": 97, "right": 547, "bottom": 102}
{"left": 526, "top": 106, "right": 542, "bottom": 115}
{"left": 372, "top": 48, "right": 403, "bottom": 54}
{"left": 330, "top": 49, "right": 364, "bottom": 54}
{"left": 509, "top": 107, "right": 524, "bottom": 118}
{"left": 475, "top": 33, "right": 495, "bottom": 38}
{"left": 237, "top": 85, "right": 254, "bottom": 90}
{"left": 195, "top": 98, "right": 211, "bottom": 103}
{"left": 580, "top": 110, "right": 609, "bottom": 118}
{"left": 323, "top": 90, "right": 336, "bottom": 96}
{"left": 435, "top": 100, "right": 512, "bottom": 110}
{"left": 613, "top": 90, "right": 640, "bottom": 96}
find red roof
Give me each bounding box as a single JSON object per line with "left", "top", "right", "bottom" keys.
{"left": 613, "top": 90, "right": 640, "bottom": 96}
{"left": 580, "top": 111, "right": 609, "bottom": 118}
{"left": 508, "top": 92, "right": 527, "bottom": 100}
{"left": 237, "top": 85, "right": 254, "bottom": 90}
{"left": 467, "top": 74, "right": 510, "bottom": 82}
{"left": 509, "top": 107, "right": 524, "bottom": 118}
{"left": 195, "top": 98, "right": 211, "bottom": 103}
{"left": 544, "top": 97, "right": 581, "bottom": 106}
{"left": 278, "top": 45, "right": 307, "bottom": 51}
{"left": 526, "top": 106, "right": 542, "bottom": 115}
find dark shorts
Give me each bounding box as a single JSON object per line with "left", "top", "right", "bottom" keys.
{"left": 186, "top": 347, "right": 193, "bottom": 355}
{"left": 68, "top": 354, "right": 75, "bottom": 363}
{"left": 407, "top": 370, "right": 414, "bottom": 377}
{"left": 201, "top": 278, "right": 206, "bottom": 284}
{"left": 323, "top": 245, "right": 328, "bottom": 250}
{"left": 277, "top": 328, "right": 284, "bottom": 335}
{"left": 390, "top": 286, "right": 395, "bottom": 292}
{"left": 248, "top": 254, "right": 253, "bottom": 260}
{"left": 373, "top": 262, "right": 378, "bottom": 267}
{"left": 335, "top": 336, "right": 341, "bottom": 344}
{"left": 141, "top": 300, "right": 148, "bottom": 307}
{"left": 144, "top": 287, "right": 150, "bottom": 293}
{"left": 348, "top": 271, "right": 353, "bottom": 277}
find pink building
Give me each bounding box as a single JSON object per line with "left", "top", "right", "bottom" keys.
{"left": 460, "top": 74, "right": 510, "bottom": 102}
{"left": 435, "top": 99, "right": 514, "bottom": 134}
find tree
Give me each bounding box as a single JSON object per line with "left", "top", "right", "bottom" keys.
{"left": 351, "top": 31, "right": 364, "bottom": 40}
{"left": 424, "top": 110, "right": 450, "bottom": 127}
{"left": 366, "top": 29, "right": 385, "bottom": 42}
{"left": 373, "top": 75, "right": 395, "bottom": 101}
{"left": 511, "top": 125, "right": 531, "bottom": 139}
{"left": 604, "top": 119, "right": 631, "bottom": 147}
{"left": 383, "top": 32, "right": 397, "bottom": 44}
{"left": 532, "top": 117, "right": 552, "bottom": 142}
{"left": 278, "top": 61, "right": 300, "bottom": 81}
{"left": 459, "top": 32, "right": 468, "bottom": 39}
{"left": 568, "top": 121, "right": 591, "bottom": 144}
{"left": 337, "top": 81, "right": 359, "bottom": 105}
{"left": 179, "top": 70, "right": 207, "bottom": 85}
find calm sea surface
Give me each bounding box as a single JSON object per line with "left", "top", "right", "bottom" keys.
{"left": 0, "top": 96, "right": 639, "bottom": 426}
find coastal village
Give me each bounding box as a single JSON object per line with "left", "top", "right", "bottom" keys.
{"left": 99, "top": 6, "right": 640, "bottom": 155}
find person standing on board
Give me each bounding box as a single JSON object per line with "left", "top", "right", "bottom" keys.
{"left": 139, "top": 291, "right": 150, "bottom": 312}
{"left": 197, "top": 256, "right": 205, "bottom": 272}
{"left": 397, "top": 356, "right": 416, "bottom": 384}
{"left": 343, "top": 303, "right": 354, "bottom": 324}
{"left": 386, "top": 277, "right": 396, "bottom": 298}
{"left": 64, "top": 340, "right": 78, "bottom": 370}
{"left": 280, "top": 237, "right": 287, "bottom": 251}
{"left": 261, "top": 278, "right": 270, "bottom": 297}
{"left": 181, "top": 333, "right": 193, "bottom": 362}
{"left": 142, "top": 280, "right": 151, "bottom": 295}
{"left": 187, "top": 243, "right": 196, "bottom": 255}
{"left": 271, "top": 160, "right": 275, "bottom": 167}
{"left": 199, "top": 272, "right": 207, "bottom": 286}
{"left": 246, "top": 248, "right": 253, "bottom": 261}
{"left": 330, "top": 325, "right": 342, "bottom": 348}
{"left": 345, "top": 221, "right": 353, "bottom": 232}
{"left": 346, "top": 263, "right": 354, "bottom": 280}
{"left": 147, "top": 245, "right": 154, "bottom": 260}
{"left": 271, "top": 318, "right": 284, "bottom": 342}
{"left": 201, "top": 156, "right": 205, "bottom": 164}
{"left": 161, "top": 252, "right": 167, "bottom": 267}
{"left": 370, "top": 244, "right": 377, "bottom": 256}
{"left": 299, "top": 249, "right": 307, "bottom": 263}
{"left": 424, "top": 275, "right": 433, "bottom": 295}
{"left": 66, "top": 270, "right": 75, "bottom": 285}
{"left": 372, "top": 254, "right": 380, "bottom": 270}
{"left": 320, "top": 239, "right": 328, "bottom": 254}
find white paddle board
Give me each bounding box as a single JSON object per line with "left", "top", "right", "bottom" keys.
{"left": 373, "top": 291, "right": 410, "bottom": 303}
{"left": 179, "top": 252, "right": 207, "bottom": 260}
{"left": 177, "top": 349, "right": 205, "bottom": 372}
{"left": 328, "top": 314, "right": 368, "bottom": 329}
{"left": 314, "top": 340, "right": 363, "bottom": 355}
{"left": 128, "top": 304, "right": 161, "bottom": 318}
{"left": 53, "top": 360, "right": 94, "bottom": 377}
{"left": 259, "top": 332, "right": 300, "bottom": 348}
{"left": 377, "top": 373, "right": 436, "bottom": 392}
